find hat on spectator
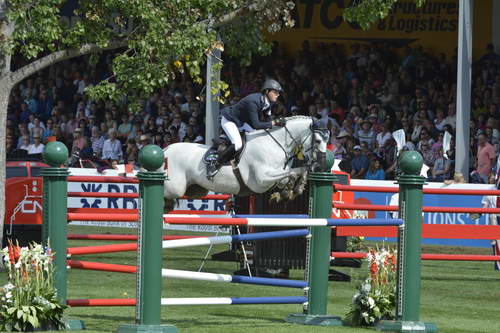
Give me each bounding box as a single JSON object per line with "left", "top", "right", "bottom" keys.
{"left": 353, "top": 145, "right": 361, "bottom": 150}
{"left": 174, "top": 92, "right": 183, "bottom": 98}
{"left": 139, "top": 134, "right": 148, "bottom": 142}
{"left": 362, "top": 119, "right": 371, "bottom": 126}
{"left": 337, "top": 130, "right": 350, "bottom": 138}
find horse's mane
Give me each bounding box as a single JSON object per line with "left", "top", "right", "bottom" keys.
{"left": 283, "top": 115, "right": 312, "bottom": 122}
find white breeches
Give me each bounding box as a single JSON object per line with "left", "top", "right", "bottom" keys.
{"left": 221, "top": 117, "right": 243, "bottom": 151}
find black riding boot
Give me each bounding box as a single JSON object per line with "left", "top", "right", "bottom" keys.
{"left": 217, "top": 144, "right": 236, "bottom": 165}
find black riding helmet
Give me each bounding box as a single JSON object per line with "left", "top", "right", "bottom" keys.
{"left": 261, "top": 79, "right": 283, "bottom": 93}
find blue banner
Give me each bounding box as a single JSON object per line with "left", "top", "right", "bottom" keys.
{"left": 353, "top": 191, "right": 492, "bottom": 247}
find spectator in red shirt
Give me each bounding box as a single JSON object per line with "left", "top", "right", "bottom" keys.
{"left": 476, "top": 132, "right": 496, "bottom": 183}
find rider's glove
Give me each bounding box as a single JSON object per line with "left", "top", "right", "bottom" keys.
{"left": 274, "top": 117, "right": 287, "bottom": 127}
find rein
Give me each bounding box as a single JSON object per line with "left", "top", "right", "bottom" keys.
{"left": 265, "top": 124, "right": 314, "bottom": 170}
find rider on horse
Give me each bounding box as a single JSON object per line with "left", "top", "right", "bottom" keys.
{"left": 207, "top": 78, "right": 286, "bottom": 177}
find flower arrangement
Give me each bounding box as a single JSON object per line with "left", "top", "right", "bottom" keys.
{"left": 0, "top": 241, "right": 66, "bottom": 332}
{"left": 345, "top": 246, "right": 398, "bottom": 326}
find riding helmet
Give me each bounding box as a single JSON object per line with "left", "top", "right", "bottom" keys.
{"left": 261, "top": 79, "right": 283, "bottom": 93}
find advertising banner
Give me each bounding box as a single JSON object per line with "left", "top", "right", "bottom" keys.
{"left": 269, "top": 0, "right": 492, "bottom": 59}
{"left": 349, "top": 179, "right": 496, "bottom": 247}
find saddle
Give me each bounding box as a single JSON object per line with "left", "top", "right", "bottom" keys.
{"left": 203, "top": 133, "right": 247, "bottom": 180}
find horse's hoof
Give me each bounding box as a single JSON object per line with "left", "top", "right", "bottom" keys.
{"left": 270, "top": 192, "right": 281, "bottom": 203}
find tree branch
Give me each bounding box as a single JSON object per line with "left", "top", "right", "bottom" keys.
{"left": 10, "top": 41, "right": 126, "bottom": 85}
{"left": 213, "top": 3, "right": 260, "bottom": 27}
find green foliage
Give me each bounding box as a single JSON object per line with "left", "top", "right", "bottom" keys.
{"left": 2, "top": 0, "right": 296, "bottom": 104}
{"left": 344, "top": 0, "right": 426, "bottom": 30}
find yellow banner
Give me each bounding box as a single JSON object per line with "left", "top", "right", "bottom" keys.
{"left": 268, "top": 0, "right": 491, "bottom": 59}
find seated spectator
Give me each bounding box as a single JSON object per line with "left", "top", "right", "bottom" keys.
{"left": 90, "top": 126, "right": 105, "bottom": 157}
{"left": 350, "top": 145, "right": 369, "bottom": 179}
{"left": 19, "top": 135, "right": 31, "bottom": 152}
{"left": 102, "top": 128, "right": 123, "bottom": 162}
{"left": 355, "top": 119, "right": 375, "bottom": 149}
{"left": 429, "top": 148, "right": 451, "bottom": 182}
{"left": 419, "top": 141, "right": 436, "bottom": 167}
{"left": 365, "top": 158, "right": 385, "bottom": 180}
{"left": 28, "top": 135, "right": 44, "bottom": 155}
{"left": 71, "top": 128, "right": 87, "bottom": 155}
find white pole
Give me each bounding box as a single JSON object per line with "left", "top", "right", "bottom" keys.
{"left": 455, "top": 0, "right": 473, "bottom": 181}
{"left": 161, "top": 268, "right": 233, "bottom": 282}
{"left": 205, "top": 34, "right": 221, "bottom": 145}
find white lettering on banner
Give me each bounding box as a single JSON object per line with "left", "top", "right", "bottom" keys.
{"left": 69, "top": 221, "right": 230, "bottom": 233}
{"left": 20, "top": 200, "right": 42, "bottom": 214}
{"left": 426, "top": 212, "right": 486, "bottom": 225}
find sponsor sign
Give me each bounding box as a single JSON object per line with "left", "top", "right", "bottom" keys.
{"left": 268, "top": 0, "right": 492, "bottom": 59}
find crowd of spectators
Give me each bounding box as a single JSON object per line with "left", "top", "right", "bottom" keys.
{"left": 5, "top": 40, "right": 500, "bottom": 182}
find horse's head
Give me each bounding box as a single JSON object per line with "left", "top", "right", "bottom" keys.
{"left": 310, "top": 120, "right": 331, "bottom": 172}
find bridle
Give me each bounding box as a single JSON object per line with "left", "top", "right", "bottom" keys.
{"left": 264, "top": 121, "right": 330, "bottom": 170}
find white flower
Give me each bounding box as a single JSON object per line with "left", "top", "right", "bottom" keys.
{"left": 5, "top": 291, "right": 12, "bottom": 299}
{"left": 4, "top": 283, "right": 14, "bottom": 290}
{"left": 367, "top": 297, "right": 375, "bottom": 308}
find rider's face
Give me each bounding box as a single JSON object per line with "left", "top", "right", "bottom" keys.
{"left": 267, "top": 89, "right": 280, "bottom": 103}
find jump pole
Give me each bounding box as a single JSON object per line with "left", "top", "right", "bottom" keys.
{"left": 377, "top": 151, "right": 437, "bottom": 333}
{"left": 117, "top": 145, "right": 177, "bottom": 333}
{"left": 286, "top": 150, "right": 343, "bottom": 326}
{"left": 41, "top": 142, "right": 84, "bottom": 330}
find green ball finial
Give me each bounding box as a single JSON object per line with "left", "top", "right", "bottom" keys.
{"left": 399, "top": 150, "right": 423, "bottom": 176}
{"left": 43, "top": 141, "right": 68, "bottom": 167}
{"left": 325, "top": 150, "right": 334, "bottom": 171}
{"left": 139, "top": 145, "right": 164, "bottom": 171}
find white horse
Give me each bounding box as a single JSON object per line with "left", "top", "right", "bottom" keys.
{"left": 161, "top": 116, "right": 330, "bottom": 201}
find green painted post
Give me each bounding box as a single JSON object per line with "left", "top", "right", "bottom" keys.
{"left": 377, "top": 151, "right": 437, "bottom": 333}
{"left": 41, "top": 142, "right": 69, "bottom": 302}
{"left": 286, "top": 151, "right": 342, "bottom": 326}
{"left": 42, "top": 142, "right": 84, "bottom": 330}
{"left": 118, "top": 145, "right": 177, "bottom": 333}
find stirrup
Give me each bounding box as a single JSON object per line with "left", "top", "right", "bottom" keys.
{"left": 206, "top": 161, "right": 219, "bottom": 179}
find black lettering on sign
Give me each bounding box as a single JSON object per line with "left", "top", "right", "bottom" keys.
{"left": 81, "top": 183, "right": 102, "bottom": 192}
{"left": 107, "top": 184, "right": 120, "bottom": 209}
{"left": 447, "top": 2, "right": 457, "bottom": 15}
{"left": 320, "top": 0, "right": 343, "bottom": 29}
{"left": 122, "top": 184, "right": 138, "bottom": 209}
{"left": 213, "top": 200, "right": 225, "bottom": 211}
{"left": 300, "top": 0, "right": 321, "bottom": 29}
{"left": 448, "top": 19, "right": 457, "bottom": 31}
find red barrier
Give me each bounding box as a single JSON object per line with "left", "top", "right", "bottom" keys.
{"left": 68, "top": 192, "right": 139, "bottom": 198}
{"left": 336, "top": 224, "right": 500, "bottom": 239}
{"left": 67, "top": 234, "right": 202, "bottom": 241}
{"left": 68, "top": 176, "right": 139, "bottom": 183}
{"left": 180, "top": 194, "right": 231, "bottom": 200}
{"left": 334, "top": 184, "right": 500, "bottom": 196}
{"left": 166, "top": 210, "right": 227, "bottom": 215}
{"left": 68, "top": 243, "right": 137, "bottom": 255}
{"left": 67, "top": 260, "right": 137, "bottom": 273}
{"left": 334, "top": 203, "right": 500, "bottom": 214}
{"left": 68, "top": 299, "right": 136, "bottom": 307}
{"left": 164, "top": 217, "right": 248, "bottom": 225}
{"left": 67, "top": 213, "right": 139, "bottom": 222}
{"left": 331, "top": 252, "right": 500, "bottom": 261}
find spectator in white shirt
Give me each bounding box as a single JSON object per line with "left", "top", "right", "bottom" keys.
{"left": 102, "top": 128, "right": 123, "bottom": 162}
{"left": 28, "top": 136, "right": 45, "bottom": 155}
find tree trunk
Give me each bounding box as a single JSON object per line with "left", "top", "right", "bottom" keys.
{"left": 1, "top": 0, "right": 12, "bottom": 268}
{"left": 0, "top": 77, "right": 9, "bottom": 263}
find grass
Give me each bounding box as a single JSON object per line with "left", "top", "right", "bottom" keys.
{"left": 2, "top": 226, "right": 500, "bottom": 333}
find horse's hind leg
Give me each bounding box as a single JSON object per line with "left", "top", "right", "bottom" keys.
{"left": 185, "top": 185, "right": 209, "bottom": 199}
{"left": 164, "top": 199, "right": 177, "bottom": 213}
